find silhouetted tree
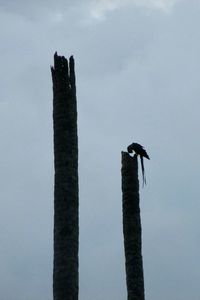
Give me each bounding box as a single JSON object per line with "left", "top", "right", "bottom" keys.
{"left": 121, "top": 152, "right": 145, "bottom": 300}
{"left": 51, "top": 52, "right": 79, "bottom": 300}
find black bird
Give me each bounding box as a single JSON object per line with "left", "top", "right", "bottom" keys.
{"left": 127, "top": 143, "right": 150, "bottom": 186}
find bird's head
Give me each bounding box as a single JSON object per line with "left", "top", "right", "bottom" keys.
{"left": 127, "top": 144, "right": 133, "bottom": 153}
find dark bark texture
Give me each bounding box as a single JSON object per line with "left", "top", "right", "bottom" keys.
{"left": 51, "top": 52, "right": 79, "bottom": 300}
{"left": 121, "top": 152, "right": 145, "bottom": 300}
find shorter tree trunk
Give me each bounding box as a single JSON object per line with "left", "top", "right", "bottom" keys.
{"left": 121, "top": 152, "right": 145, "bottom": 300}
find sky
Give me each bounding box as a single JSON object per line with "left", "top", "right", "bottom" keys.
{"left": 0, "top": 0, "right": 200, "bottom": 299}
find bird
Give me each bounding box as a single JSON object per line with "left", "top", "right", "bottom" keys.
{"left": 127, "top": 142, "right": 150, "bottom": 186}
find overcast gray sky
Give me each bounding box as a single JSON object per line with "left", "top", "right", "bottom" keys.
{"left": 0, "top": 0, "right": 200, "bottom": 299}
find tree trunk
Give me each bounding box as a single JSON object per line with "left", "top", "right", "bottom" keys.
{"left": 51, "top": 52, "right": 79, "bottom": 300}
{"left": 121, "top": 152, "right": 145, "bottom": 300}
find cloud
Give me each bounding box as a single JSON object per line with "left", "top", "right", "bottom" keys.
{"left": 136, "top": 0, "right": 180, "bottom": 11}
{"left": 89, "top": 0, "right": 181, "bottom": 19}
{"left": 0, "top": 0, "right": 79, "bottom": 20}
{"left": 89, "top": 0, "right": 129, "bottom": 20}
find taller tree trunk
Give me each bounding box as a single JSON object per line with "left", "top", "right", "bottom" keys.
{"left": 121, "top": 152, "right": 145, "bottom": 300}
{"left": 51, "top": 52, "right": 79, "bottom": 300}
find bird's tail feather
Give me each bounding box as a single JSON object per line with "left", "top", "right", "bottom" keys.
{"left": 140, "top": 156, "right": 146, "bottom": 187}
